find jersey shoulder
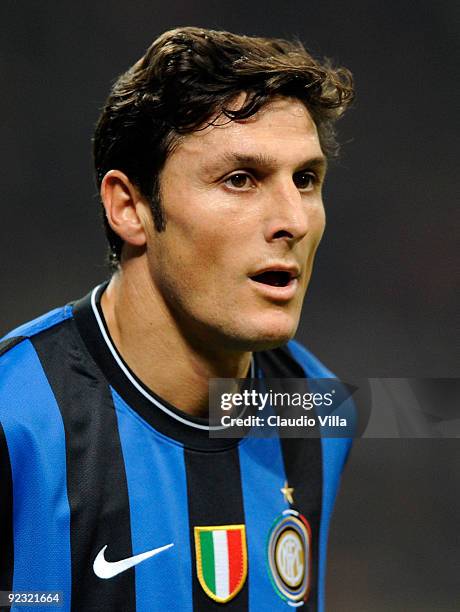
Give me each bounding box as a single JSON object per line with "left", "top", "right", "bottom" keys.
{"left": 0, "top": 305, "right": 73, "bottom": 358}
{"left": 0, "top": 304, "right": 75, "bottom": 430}
{"left": 287, "top": 338, "right": 354, "bottom": 459}
{"left": 286, "top": 339, "right": 335, "bottom": 378}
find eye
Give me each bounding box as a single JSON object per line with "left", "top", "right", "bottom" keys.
{"left": 223, "top": 173, "right": 254, "bottom": 190}
{"left": 293, "top": 171, "right": 316, "bottom": 192}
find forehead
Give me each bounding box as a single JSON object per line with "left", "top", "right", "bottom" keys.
{"left": 170, "top": 97, "right": 323, "bottom": 165}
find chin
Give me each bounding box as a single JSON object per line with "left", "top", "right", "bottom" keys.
{"left": 225, "top": 314, "right": 299, "bottom": 352}
{"left": 249, "top": 329, "right": 296, "bottom": 351}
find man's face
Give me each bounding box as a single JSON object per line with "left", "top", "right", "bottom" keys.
{"left": 145, "top": 96, "right": 327, "bottom": 351}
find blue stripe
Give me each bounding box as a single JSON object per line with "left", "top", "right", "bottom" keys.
{"left": 112, "top": 389, "right": 193, "bottom": 612}
{"left": 239, "top": 436, "right": 289, "bottom": 611}
{"left": 0, "top": 341, "right": 71, "bottom": 611}
{"left": 287, "top": 339, "right": 335, "bottom": 378}
{"left": 318, "top": 437, "right": 350, "bottom": 611}
{"left": 2, "top": 305, "right": 73, "bottom": 342}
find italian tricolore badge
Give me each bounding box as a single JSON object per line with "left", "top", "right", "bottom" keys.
{"left": 194, "top": 524, "right": 247, "bottom": 603}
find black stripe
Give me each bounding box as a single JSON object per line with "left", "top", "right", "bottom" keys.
{"left": 278, "top": 437, "right": 322, "bottom": 610}
{"left": 257, "top": 346, "right": 322, "bottom": 610}
{"left": 185, "top": 447, "right": 248, "bottom": 611}
{"left": 0, "top": 424, "right": 14, "bottom": 595}
{"left": 0, "top": 336, "right": 24, "bottom": 357}
{"left": 32, "top": 320, "right": 136, "bottom": 612}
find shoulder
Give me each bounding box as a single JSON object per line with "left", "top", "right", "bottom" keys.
{"left": 1, "top": 304, "right": 73, "bottom": 353}
{"left": 0, "top": 304, "right": 74, "bottom": 379}
{"left": 0, "top": 304, "right": 75, "bottom": 415}
{"left": 286, "top": 338, "right": 354, "bottom": 463}
{"left": 285, "top": 339, "right": 335, "bottom": 378}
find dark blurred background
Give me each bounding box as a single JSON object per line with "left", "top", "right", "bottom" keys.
{"left": 1, "top": 1, "right": 458, "bottom": 609}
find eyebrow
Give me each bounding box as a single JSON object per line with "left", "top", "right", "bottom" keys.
{"left": 204, "top": 151, "right": 328, "bottom": 175}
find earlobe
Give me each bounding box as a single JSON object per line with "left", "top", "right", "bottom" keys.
{"left": 101, "top": 170, "right": 147, "bottom": 247}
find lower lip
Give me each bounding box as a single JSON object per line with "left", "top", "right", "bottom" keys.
{"left": 248, "top": 277, "right": 299, "bottom": 301}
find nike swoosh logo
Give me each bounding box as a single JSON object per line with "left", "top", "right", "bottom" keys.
{"left": 93, "top": 542, "right": 174, "bottom": 579}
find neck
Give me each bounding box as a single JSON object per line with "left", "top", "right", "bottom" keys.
{"left": 100, "top": 261, "right": 252, "bottom": 418}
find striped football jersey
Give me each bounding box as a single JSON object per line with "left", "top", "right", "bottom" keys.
{"left": 0, "top": 284, "right": 352, "bottom": 611}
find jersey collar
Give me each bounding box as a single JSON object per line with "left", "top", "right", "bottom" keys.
{"left": 72, "top": 283, "right": 255, "bottom": 451}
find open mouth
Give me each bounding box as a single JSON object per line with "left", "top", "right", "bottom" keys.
{"left": 250, "top": 271, "right": 294, "bottom": 287}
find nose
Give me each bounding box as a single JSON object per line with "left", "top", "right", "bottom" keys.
{"left": 263, "top": 178, "right": 311, "bottom": 244}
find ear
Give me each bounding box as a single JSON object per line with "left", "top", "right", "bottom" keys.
{"left": 100, "top": 170, "right": 148, "bottom": 248}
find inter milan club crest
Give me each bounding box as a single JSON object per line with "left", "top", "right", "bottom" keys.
{"left": 194, "top": 524, "right": 247, "bottom": 603}
{"left": 267, "top": 509, "right": 312, "bottom": 605}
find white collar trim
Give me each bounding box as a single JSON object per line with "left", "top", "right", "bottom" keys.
{"left": 90, "top": 284, "right": 254, "bottom": 432}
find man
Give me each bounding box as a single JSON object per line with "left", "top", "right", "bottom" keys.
{"left": 0, "top": 27, "right": 354, "bottom": 611}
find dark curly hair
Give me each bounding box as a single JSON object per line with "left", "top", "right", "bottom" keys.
{"left": 93, "top": 27, "right": 354, "bottom": 267}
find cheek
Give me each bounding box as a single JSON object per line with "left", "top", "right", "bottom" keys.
{"left": 311, "top": 201, "right": 326, "bottom": 241}
{"left": 165, "top": 200, "right": 248, "bottom": 270}
{"left": 299, "top": 204, "right": 326, "bottom": 279}
{"left": 155, "top": 219, "right": 232, "bottom": 290}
